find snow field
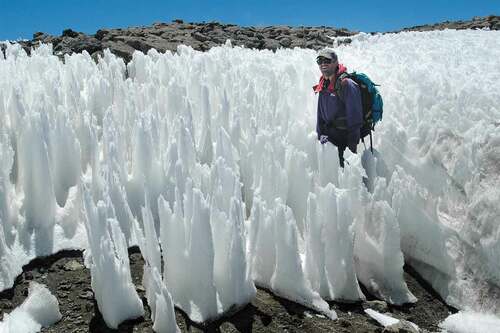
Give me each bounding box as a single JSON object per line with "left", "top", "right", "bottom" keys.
{"left": 0, "top": 29, "right": 499, "bottom": 329}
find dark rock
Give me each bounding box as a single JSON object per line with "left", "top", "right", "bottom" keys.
{"left": 180, "top": 24, "right": 195, "bottom": 30}
{"left": 336, "top": 28, "right": 353, "bottom": 37}
{"left": 337, "top": 38, "right": 352, "bottom": 45}
{"left": 295, "top": 31, "right": 305, "bottom": 38}
{"left": 63, "top": 260, "right": 84, "bottom": 272}
{"left": 306, "top": 40, "right": 319, "bottom": 49}
{"left": 264, "top": 39, "right": 281, "bottom": 51}
{"left": 94, "top": 29, "right": 110, "bottom": 40}
{"left": 78, "top": 291, "right": 93, "bottom": 300}
{"left": 74, "top": 276, "right": 87, "bottom": 285}
{"left": 399, "top": 15, "right": 499, "bottom": 32}
{"left": 14, "top": 15, "right": 497, "bottom": 64}
{"left": 192, "top": 32, "right": 209, "bottom": 42}
{"left": 85, "top": 303, "right": 93, "bottom": 311}
{"left": 74, "top": 319, "right": 84, "bottom": 325}
{"left": 33, "top": 35, "right": 62, "bottom": 47}
{"left": 199, "top": 41, "right": 218, "bottom": 51}
{"left": 112, "top": 36, "right": 150, "bottom": 52}
{"left": 54, "top": 36, "right": 101, "bottom": 55}
{"left": 0, "top": 44, "right": 6, "bottom": 59}
{"left": 2, "top": 301, "right": 13, "bottom": 309}
{"left": 245, "top": 38, "right": 265, "bottom": 49}
{"left": 130, "top": 253, "right": 142, "bottom": 262}
{"left": 24, "top": 271, "right": 34, "bottom": 280}
{"left": 62, "top": 29, "right": 80, "bottom": 38}
{"left": 33, "top": 32, "right": 47, "bottom": 40}
{"left": 338, "top": 318, "right": 352, "bottom": 327}
{"left": 279, "top": 37, "right": 292, "bottom": 47}
{"left": 241, "top": 30, "right": 255, "bottom": 37}
{"left": 152, "top": 22, "right": 168, "bottom": 29}
{"left": 200, "top": 22, "right": 220, "bottom": 33}
{"left": 59, "top": 283, "right": 72, "bottom": 291}
{"left": 363, "top": 300, "right": 389, "bottom": 313}
{"left": 290, "top": 39, "right": 307, "bottom": 48}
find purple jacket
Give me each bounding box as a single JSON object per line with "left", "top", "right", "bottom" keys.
{"left": 314, "top": 64, "right": 363, "bottom": 153}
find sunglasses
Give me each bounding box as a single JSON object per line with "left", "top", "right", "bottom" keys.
{"left": 316, "top": 57, "right": 333, "bottom": 65}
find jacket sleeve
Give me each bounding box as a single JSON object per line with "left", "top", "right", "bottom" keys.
{"left": 342, "top": 79, "right": 363, "bottom": 153}
{"left": 316, "top": 105, "right": 322, "bottom": 139}
{"left": 316, "top": 102, "right": 326, "bottom": 140}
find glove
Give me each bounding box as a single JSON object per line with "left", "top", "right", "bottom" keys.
{"left": 319, "top": 135, "right": 329, "bottom": 144}
{"left": 348, "top": 144, "right": 357, "bottom": 154}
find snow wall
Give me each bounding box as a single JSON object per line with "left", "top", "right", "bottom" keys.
{"left": 0, "top": 29, "right": 499, "bottom": 325}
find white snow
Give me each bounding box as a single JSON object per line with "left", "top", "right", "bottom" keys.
{"left": 354, "top": 154, "right": 417, "bottom": 305}
{"left": 134, "top": 202, "right": 179, "bottom": 332}
{"left": 304, "top": 183, "right": 365, "bottom": 302}
{"left": 82, "top": 188, "right": 144, "bottom": 328}
{"left": 0, "top": 282, "right": 61, "bottom": 333}
{"left": 440, "top": 311, "right": 500, "bottom": 333}
{"left": 364, "top": 308, "right": 419, "bottom": 332}
{"left": 364, "top": 308, "right": 400, "bottom": 327}
{"left": 0, "top": 28, "right": 499, "bottom": 329}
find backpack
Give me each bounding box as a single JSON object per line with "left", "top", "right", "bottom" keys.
{"left": 334, "top": 72, "right": 383, "bottom": 152}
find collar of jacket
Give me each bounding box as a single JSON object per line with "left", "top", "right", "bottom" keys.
{"left": 313, "top": 64, "right": 347, "bottom": 94}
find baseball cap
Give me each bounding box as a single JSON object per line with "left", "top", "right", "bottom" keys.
{"left": 316, "top": 48, "right": 338, "bottom": 61}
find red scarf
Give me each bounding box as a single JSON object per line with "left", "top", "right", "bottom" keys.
{"left": 313, "top": 64, "right": 347, "bottom": 93}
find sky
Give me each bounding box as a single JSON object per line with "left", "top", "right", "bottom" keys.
{"left": 0, "top": 0, "right": 499, "bottom": 40}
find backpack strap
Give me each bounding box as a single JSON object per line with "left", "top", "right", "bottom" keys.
{"left": 333, "top": 73, "right": 350, "bottom": 101}
{"left": 328, "top": 73, "right": 351, "bottom": 131}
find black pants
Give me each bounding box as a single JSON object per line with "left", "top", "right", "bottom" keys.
{"left": 337, "top": 145, "right": 346, "bottom": 168}
{"left": 327, "top": 136, "right": 347, "bottom": 168}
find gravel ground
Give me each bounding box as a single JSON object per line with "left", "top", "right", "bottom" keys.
{"left": 0, "top": 247, "right": 455, "bottom": 332}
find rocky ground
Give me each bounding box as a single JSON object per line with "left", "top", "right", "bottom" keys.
{"left": 0, "top": 247, "right": 454, "bottom": 332}
{"left": 1, "top": 15, "right": 498, "bottom": 63}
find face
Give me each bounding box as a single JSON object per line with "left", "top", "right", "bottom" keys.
{"left": 317, "top": 56, "right": 338, "bottom": 77}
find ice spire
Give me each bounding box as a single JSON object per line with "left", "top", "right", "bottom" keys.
{"left": 82, "top": 188, "right": 144, "bottom": 328}
{"left": 134, "top": 200, "right": 179, "bottom": 332}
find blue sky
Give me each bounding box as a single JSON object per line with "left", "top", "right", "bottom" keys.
{"left": 1, "top": 0, "right": 498, "bottom": 40}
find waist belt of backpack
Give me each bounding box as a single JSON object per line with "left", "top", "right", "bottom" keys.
{"left": 330, "top": 112, "right": 373, "bottom": 131}
{"left": 329, "top": 117, "right": 347, "bottom": 130}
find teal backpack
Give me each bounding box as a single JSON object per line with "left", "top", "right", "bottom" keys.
{"left": 334, "top": 72, "right": 383, "bottom": 152}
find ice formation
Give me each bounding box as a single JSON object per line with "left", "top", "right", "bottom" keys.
{"left": 304, "top": 183, "right": 365, "bottom": 302}
{"left": 0, "top": 28, "right": 499, "bottom": 329}
{"left": 364, "top": 309, "right": 419, "bottom": 332}
{"left": 82, "top": 189, "right": 144, "bottom": 328}
{"left": 354, "top": 152, "right": 416, "bottom": 305}
{"left": 364, "top": 308, "right": 400, "bottom": 327}
{"left": 439, "top": 311, "right": 500, "bottom": 333}
{"left": 0, "top": 282, "right": 61, "bottom": 333}
{"left": 134, "top": 203, "right": 179, "bottom": 332}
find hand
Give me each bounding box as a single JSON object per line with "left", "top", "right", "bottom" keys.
{"left": 348, "top": 144, "right": 357, "bottom": 154}
{"left": 320, "top": 135, "right": 329, "bottom": 144}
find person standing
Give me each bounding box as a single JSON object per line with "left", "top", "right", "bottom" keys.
{"left": 313, "top": 48, "right": 363, "bottom": 167}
